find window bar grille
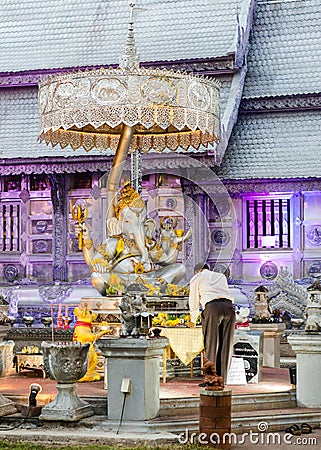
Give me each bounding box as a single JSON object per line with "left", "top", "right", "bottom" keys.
{"left": 254, "top": 200, "right": 258, "bottom": 248}
{"left": 270, "top": 199, "right": 275, "bottom": 237}
{"left": 262, "top": 200, "right": 266, "bottom": 242}
{"left": 5, "top": 206, "right": 11, "bottom": 251}
{"left": 246, "top": 199, "right": 250, "bottom": 249}
{"left": 279, "top": 199, "right": 283, "bottom": 248}
{"left": 287, "top": 198, "right": 291, "bottom": 247}
{"left": 12, "top": 204, "right": 19, "bottom": 251}
{"left": 1, "top": 204, "right": 20, "bottom": 252}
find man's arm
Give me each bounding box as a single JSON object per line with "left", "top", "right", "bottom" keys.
{"left": 188, "top": 274, "right": 201, "bottom": 325}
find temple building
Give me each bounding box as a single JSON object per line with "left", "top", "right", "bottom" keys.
{"left": 0, "top": 0, "right": 320, "bottom": 289}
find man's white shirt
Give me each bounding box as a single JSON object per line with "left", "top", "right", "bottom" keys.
{"left": 189, "top": 269, "right": 234, "bottom": 322}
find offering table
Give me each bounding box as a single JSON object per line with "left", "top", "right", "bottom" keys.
{"left": 159, "top": 327, "right": 204, "bottom": 382}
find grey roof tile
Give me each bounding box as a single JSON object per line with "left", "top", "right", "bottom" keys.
{"left": 216, "top": 111, "right": 321, "bottom": 179}
{"left": 0, "top": 87, "right": 103, "bottom": 158}
{"left": 243, "top": 0, "right": 321, "bottom": 97}
{"left": 0, "top": 0, "right": 244, "bottom": 72}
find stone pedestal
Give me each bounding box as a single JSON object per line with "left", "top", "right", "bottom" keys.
{"left": 40, "top": 383, "right": 94, "bottom": 421}
{"left": 199, "top": 388, "right": 232, "bottom": 449}
{"left": 250, "top": 323, "right": 285, "bottom": 368}
{"left": 288, "top": 332, "right": 321, "bottom": 408}
{"left": 100, "top": 338, "right": 167, "bottom": 427}
{"left": 0, "top": 395, "right": 17, "bottom": 417}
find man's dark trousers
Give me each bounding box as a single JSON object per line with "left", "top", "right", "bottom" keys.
{"left": 202, "top": 299, "right": 235, "bottom": 383}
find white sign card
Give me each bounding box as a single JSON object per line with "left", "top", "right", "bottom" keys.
{"left": 226, "top": 356, "right": 247, "bottom": 385}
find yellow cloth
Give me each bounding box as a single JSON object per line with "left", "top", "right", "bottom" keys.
{"left": 160, "top": 327, "right": 204, "bottom": 365}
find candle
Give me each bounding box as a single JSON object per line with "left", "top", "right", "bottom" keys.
{"left": 65, "top": 304, "right": 68, "bottom": 317}
{"left": 57, "top": 303, "right": 62, "bottom": 316}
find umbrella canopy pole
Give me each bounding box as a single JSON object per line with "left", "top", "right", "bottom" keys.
{"left": 106, "top": 124, "right": 135, "bottom": 221}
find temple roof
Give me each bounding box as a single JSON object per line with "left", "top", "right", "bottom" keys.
{"left": 1, "top": 0, "right": 319, "bottom": 181}
{"left": 244, "top": 0, "right": 321, "bottom": 98}
{"left": 216, "top": 110, "right": 321, "bottom": 179}
{"left": 0, "top": 0, "right": 256, "bottom": 167}
{"left": 0, "top": 0, "right": 248, "bottom": 73}
{"left": 215, "top": 0, "right": 321, "bottom": 180}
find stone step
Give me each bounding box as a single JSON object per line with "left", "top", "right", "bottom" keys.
{"left": 233, "top": 407, "right": 321, "bottom": 433}
{"left": 148, "top": 407, "right": 321, "bottom": 434}
{"left": 231, "top": 390, "right": 297, "bottom": 412}
{"left": 8, "top": 389, "right": 298, "bottom": 418}
{"left": 158, "top": 390, "right": 296, "bottom": 417}
{"left": 1, "top": 406, "right": 320, "bottom": 436}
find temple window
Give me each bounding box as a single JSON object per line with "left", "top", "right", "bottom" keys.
{"left": 3, "top": 176, "right": 21, "bottom": 192}
{"left": 0, "top": 202, "right": 20, "bottom": 252}
{"left": 70, "top": 173, "right": 92, "bottom": 190}
{"left": 29, "top": 175, "right": 50, "bottom": 191}
{"left": 244, "top": 195, "right": 292, "bottom": 249}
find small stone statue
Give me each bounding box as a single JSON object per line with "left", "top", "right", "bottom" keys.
{"left": 199, "top": 356, "right": 224, "bottom": 391}
{"left": 118, "top": 293, "right": 147, "bottom": 337}
{"left": 253, "top": 285, "right": 271, "bottom": 322}
{"left": 118, "top": 294, "right": 140, "bottom": 337}
{"left": 305, "top": 280, "right": 321, "bottom": 332}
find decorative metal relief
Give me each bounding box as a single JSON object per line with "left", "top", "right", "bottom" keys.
{"left": 188, "top": 81, "right": 210, "bottom": 110}
{"left": 35, "top": 240, "right": 49, "bottom": 253}
{"left": 212, "top": 229, "right": 230, "bottom": 247}
{"left": 4, "top": 265, "right": 19, "bottom": 282}
{"left": 35, "top": 220, "right": 48, "bottom": 234}
{"left": 259, "top": 261, "right": 278, "bottom": 280}
{"left": 143, "top": 77, "right": 177, "bottom": 105}
{"left": 166, "top": 198, "right": 177, "bottom": 209}
{"left": 54, "top": 82, "right": 75, "bottom": 108}
{"left": 32, "top": 240, "right": 52, "bottom": 254}
{"left": 307, "top": 226, "right": 321, "bottom": 246}
{"left": 39, "top": 68, "right": 220, "bottom": 153}
{"left": 91, "top": 78, "right": 127, "bottom": 105}
{"left": 213, "top": 263, "right": 230, "bottom": 278}
{"left": 39, "top": 284, "right": 72, "bottom": 304}
{"left": 308, "top": 262, "right": 321, "bottom": 279}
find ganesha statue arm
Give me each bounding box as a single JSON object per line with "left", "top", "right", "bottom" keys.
{"left": 75, "top": 222, "right": 117, "bottom": 274}
{"left": 148, "top": 228, "right": 192, "bottom": 266}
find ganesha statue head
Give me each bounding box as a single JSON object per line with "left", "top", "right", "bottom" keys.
{"left": 105, "top": 181, "right": 150, "bottom": 265}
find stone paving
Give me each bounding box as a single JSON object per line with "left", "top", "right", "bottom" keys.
{"left": 0, "top": 367, "right": 319, "bottom": 448}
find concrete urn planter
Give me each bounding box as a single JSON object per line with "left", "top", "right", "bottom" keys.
{"left": 0, "top": 340, "right": 14, "bottom": 377}
{"left": 0, "top": 340, "right": 17, "bottom": 417}
{"left": 40, "top": 341, "right": 94, "bottom": 421}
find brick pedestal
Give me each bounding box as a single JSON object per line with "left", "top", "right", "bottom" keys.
{"left": 199, "top": 388, "right": 232, "bottom": 449}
